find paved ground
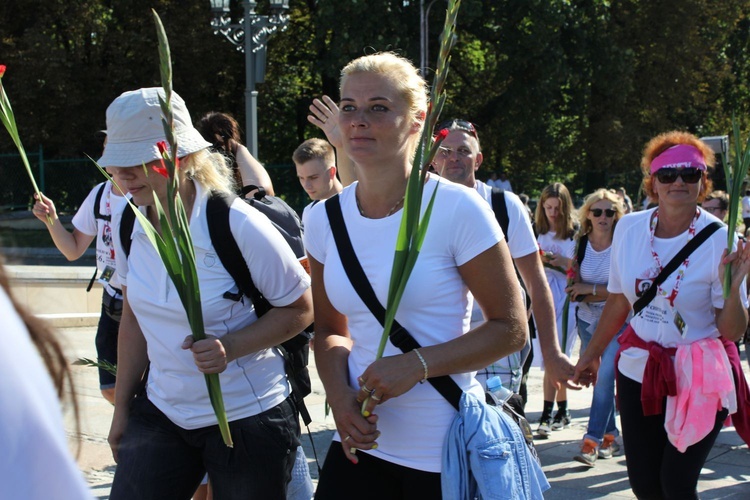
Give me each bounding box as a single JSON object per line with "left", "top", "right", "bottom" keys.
{"left": 61, "top": 326, "right": 750, "bottom": 499}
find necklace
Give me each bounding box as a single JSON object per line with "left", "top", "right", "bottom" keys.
{"left": 648, "top": 208, "right": 698, "bottom": 307}
{"left": 356, "top": 192, "right": 405, "bottom": 218}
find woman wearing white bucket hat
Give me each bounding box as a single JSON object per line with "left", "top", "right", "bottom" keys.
{"left": 101, "top": 87, "right": 313, "bottom": 499}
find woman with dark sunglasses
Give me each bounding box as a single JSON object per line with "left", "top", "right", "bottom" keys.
{"left": 574, "top": 131, "right": 750, "bottom": 498}
{"left": 566, "top": 189, "right": 627, "bottom": 467}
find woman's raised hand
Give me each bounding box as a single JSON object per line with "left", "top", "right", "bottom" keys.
{"left": 308, "top": 96, "right": 342, "bottom": 149}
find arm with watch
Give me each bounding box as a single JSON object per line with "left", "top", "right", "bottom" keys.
{"left": 565, "top": 281, "right": 608, "bottom": 303}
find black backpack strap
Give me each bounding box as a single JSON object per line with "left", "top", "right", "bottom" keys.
{"left": 119, "top": 204, "right": 137, "bottom": 258}
{"left": 93, "top": 182, "right": 110, "bottom": 222}
{"left": 206, "top": 192, "right": 271, "bottom": 315}
{"left": 576, "top": 234, "right": 588, "bottom": 267}
{"left": 633, "top": 221, "right": 722, "bottom": 315}
{"left": 491, "top": 188, "right": 509, "bottom": 237}
{"left": 205, "top": 191, "right": 312, "bottom": 425}
{"left": 325, "top": 195, "right": 463, "bottom": 410}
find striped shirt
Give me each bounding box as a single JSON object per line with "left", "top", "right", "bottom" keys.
{"left": 577, "top": 241, "right": 611, "bottom": 325}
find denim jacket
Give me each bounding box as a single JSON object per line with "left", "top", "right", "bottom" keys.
{"left": 442, "top": 392, "right": 549, "bottom": 499}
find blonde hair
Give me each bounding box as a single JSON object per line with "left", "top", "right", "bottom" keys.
{"left": 182, "top": 149, "right": 235, "bottom": 195}
{"left": 293, "top": 138, "right": 335, "bottom": 166}
{"left": 340, "top": 52, "right": 428, "bottom": 155}
{"left": 535, "top": 182, "right": 577, "bottom": 239}
{"left": 640, "top": 131, "right": 714, "bottom": 203}
{"left": 577, "top": 188, "right": 624, "bottom": 237}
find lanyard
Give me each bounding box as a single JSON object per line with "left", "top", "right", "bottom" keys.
{"left": 648, "top": 209, "right": 699, "bottom": 307}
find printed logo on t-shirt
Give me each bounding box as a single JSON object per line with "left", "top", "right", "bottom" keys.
{"left": 634, "top": 266, "right": 660, "bottom": 298}
{"left": 204, "top": 253, "right": 217, "bottom": 267}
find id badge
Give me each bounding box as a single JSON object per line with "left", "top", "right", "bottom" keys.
{"left": 98, "top": 265, "right": 115, "bottom": 284}
{"left": 673, "top": 310, "right": 687, "bottom": 337}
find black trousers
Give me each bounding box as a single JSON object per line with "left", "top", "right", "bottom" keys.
{"left": 617, "top": 370, "right": 728, "bottom": 500}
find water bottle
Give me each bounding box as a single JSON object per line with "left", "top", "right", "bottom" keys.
{"left": 486, "top": 375, "right": 513, "bottom": 406}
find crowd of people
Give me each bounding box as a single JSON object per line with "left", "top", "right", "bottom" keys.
{"left": 11, "top": 50, "right": 750, "bottom": 500}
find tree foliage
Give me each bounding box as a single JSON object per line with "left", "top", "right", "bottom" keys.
{"left": 2, "top": 0, "right": 750, "bottom": 211}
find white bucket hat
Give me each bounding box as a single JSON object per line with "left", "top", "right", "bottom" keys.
{"left": 98, "top": 87, "right": 211, "bottom": 168}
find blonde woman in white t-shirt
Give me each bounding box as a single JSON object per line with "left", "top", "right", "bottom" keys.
{"left": 566, "top": 189, "right": 626, "bottom": 467}
{"left": 534, "top": 182, "right": 578, "bottom": 436}
{"left": 304, "top": 52, "right": 526, "bottom": 498}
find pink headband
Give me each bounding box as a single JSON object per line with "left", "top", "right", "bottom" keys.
{"left": 650, "top": 144, "right": 707, "bottom": 174}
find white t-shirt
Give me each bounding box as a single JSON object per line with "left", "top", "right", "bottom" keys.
{"left": 73, "top": 181, "right": 129, "bottom": 297}
{"left": 537, "top": 230, "right": 577, "bottom": 354}
{"left": 473, "top": 181, "right": 538, "bottom": 390}
{"left": 114, "top": 182, "right": 311, "bottom": 429}
{"left": 609, "top": 208, "right": 747, "bottom": 382}
{"left": 0, "top": 286, "right": 94, "bottom": 499}
{"left": 742, "top": 195, "right": 750, "bottom": 219}
{"left": 304, "top": 176, "right": 502, "bottom": 472}
{"left": 497, "top": 179, "right": 513, "bottom": 192}
{"left": 575, "top": 240, "right": 611, "bottom": 326}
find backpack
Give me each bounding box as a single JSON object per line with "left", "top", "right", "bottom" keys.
{"left": 490, "top": 188, "right": 531, "bottom": 310}
{"left": 119, "top": 186, "right": 313, "bottom": 425}
{"left": 86, "top": 182, "right": 110, "bottom": 292}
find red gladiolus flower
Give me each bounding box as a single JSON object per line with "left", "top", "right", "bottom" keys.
{"left": 0, "top": 65, "right": 6, "bottom": 78}
{"left": 152, "top": 164, "right": 168, "bottom": 179}
{"left": 566, "top": 268, "right": 576, "bottom": 280}
{"left": 157, "top": 140, "right": 169, "bottom": 156}
{"left": 436, "top": 128, "right": 449, "bottom": 141}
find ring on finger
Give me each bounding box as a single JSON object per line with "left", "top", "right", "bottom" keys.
{"left": 344, "top": 435, "right": 351, "bottom": 442}
{"left": 361, "top": 383, "right": 372, "bottom": 393}
{"left": 371, "top": 393, "right": 382, "bottom": 401}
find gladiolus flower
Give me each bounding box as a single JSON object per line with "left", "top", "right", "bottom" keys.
{"left": 152, "top": 164, "right": 168, "bottom": 178}
{"left": 157, "top": 140, "right": 168, "bottom": 156}
{"left": 435, "top": 128, "right": 449, "bottom": 141}
{"left": 0, "top": 65, "right": 6, "bottom": 78}
{"left": 566, "top": 268, "right": 576, "bottom": 280}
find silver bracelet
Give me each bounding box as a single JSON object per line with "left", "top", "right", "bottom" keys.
{"left": 413, "top": 349, "right": 428, "bottom": 383}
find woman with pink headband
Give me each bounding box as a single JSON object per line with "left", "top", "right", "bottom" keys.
{"left": 574, "top": 131, "right": 750, "bottom": 498}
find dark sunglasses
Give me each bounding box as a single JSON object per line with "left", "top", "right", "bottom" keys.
{"left": 435, "top": 119, "right": 478, "bottom": 138}
{"left": 590, "top": 208, "right": 616, "bottom": 218}
{"left": 654, "top": 167, "right": 703, "bottom": 184}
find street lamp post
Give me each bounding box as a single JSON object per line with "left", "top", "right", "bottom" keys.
{"left": 420, "top": 0, "right": 441, "bottom": 78}
{"left": 209, "top": 0, "right": 289, "bottom": 158}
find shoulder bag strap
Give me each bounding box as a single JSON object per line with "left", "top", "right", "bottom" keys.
{"left": 576, "top": 234, "right": 588, "bottom": 267}
{"left": 93, "top": 182, "right": 110, "bottom": 222}
{"left": 632, "top": 221, "right": 722, "bottom": 315}
{"left": 324, "top": 195, "right": 462, "bottom": 410}
{"left": 491, "top": 188, "right": 509, "bottom": 236}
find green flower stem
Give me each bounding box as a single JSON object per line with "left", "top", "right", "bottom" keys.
{"left": 724, "top": 117, "right": 750, "bottom": 299}
{"left": 0, "top": 72, "right": 52, "bottom": 224}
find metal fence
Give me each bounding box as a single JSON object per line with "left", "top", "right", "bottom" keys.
{"left": 0, "top": 149, "right": 309, "bottom": 215}
{"left": 0, "top": 149, "right": 100, "bottom": 214}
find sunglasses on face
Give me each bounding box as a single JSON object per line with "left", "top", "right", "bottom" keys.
{"left": 435, "top": 119, "right": 478, "bottom": 138}
{"left": 654, "top": 167, "right": 703, "bottom": 184}
{"left": 590, "top": 208, "right": 616, "bottom": 218}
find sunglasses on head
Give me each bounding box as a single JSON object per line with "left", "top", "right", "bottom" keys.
{"left": 435, "top": 119, "right": 478, "bottom": 138}
{"left": 590, "top": 208, "right": 616, "bottom": 218}
{"left": 654, "top": 167, "right": 703, "bottom": 184}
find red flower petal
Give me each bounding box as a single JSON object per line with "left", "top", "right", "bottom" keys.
{"left": 0, "top": 65, "right": 6, "bottom": 78}
{"left": 152, "top": 165, "right": 168, "bottom": 179}
{"left": 436, "top": 128, "right": 449, "bottom": 141}
{"left": 157, "top": 141, "right": 168, "bottom": 155}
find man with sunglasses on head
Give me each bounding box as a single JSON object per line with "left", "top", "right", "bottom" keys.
{"left": 432, "top": 119, "right": 580, "bottom": 402}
